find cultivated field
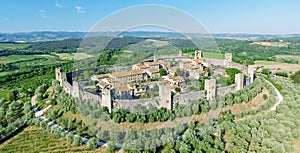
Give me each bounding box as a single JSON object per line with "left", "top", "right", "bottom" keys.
{"left": 276, "top": 55, "right": 300, "bottom": 63}
{"left": 0, "top": 126, "right": 108, "bottom": 153}
{"left": 0, "top": 55, "right": 50, "bottom": 64}
{"left": 222, "top": 88, "right": 270, "bottom": 115}
{"left": 54, "top": 53, "right": 93, "bottom": 60}
{"left": 0, "top": 43, "right": 29, "bottom": 49}
{"left": 250, "top": 41, "right": 289, "bottom": 47}
{"left": 144, "top": 39, "right": 169, "bottom": 47}
{"left": 254, "top": 60, "right": 300, "bottom": 73}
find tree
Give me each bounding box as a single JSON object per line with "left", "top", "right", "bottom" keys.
{"left": 73, "top": 135, "right": 83, "bottom": 146}
{"left": 175, "top": 68, "right": 182, "bottom": 76}
{"left": 175, "top": 88, "right": 181, "bottom": 93}
{"left": 291, "top": 70, "right": 300, "bottom": 83}
{"left": 226, "top": 68, "right": 241, "bottom": 84}
{"left": 107, "top": 141, "right": 117, "bottom": 153}
{"left": 262, "top": 68, "right": 270, "bottom": 75}
{"left": 66, "top": 132, "right": 74, "bottom": 144}
{"left": 88, "top": 137, "right": 97, "bottom": 150}
{"left": 159, "top": 68, "right": 167, "bottom": 76}
{"left": 7, "top": 90, "right": 18, "bottom": 101}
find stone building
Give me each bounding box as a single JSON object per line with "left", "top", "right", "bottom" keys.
{"left": 110, "top": 70, "right": 148, "bottom": 87}
{"left": 179, "top": 50, "right": 210, "bottom": 79}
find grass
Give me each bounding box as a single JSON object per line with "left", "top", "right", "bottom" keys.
{"left": 0, "top": 55, "right": 50, "bottom": 64}
{"left": 0, "top": 90, "right": 8, "bottom": 100}
{"left": 0, "top": 43, "right": 30, "bottom": 49}
{"left": 203, "top": 52, "right": 224, "bottom": 59}
{"left": 0, "top": 126, "right": 108, "bottom": 153}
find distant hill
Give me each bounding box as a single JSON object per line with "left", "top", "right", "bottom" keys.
{"left": 1, "top": 31, "right": 300, "bottom": 42}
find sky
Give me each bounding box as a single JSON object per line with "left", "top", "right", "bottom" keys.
{"left": 0, "top": 0, "right": 300, "bottom": 34}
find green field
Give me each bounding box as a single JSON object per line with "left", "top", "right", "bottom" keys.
{"left": 0, "top": 91, "right": 8, "bottom": 100}
{"left": 0, "top": 55, "right": 50, "bottom": 64}
{"left": 203, "top": 52, "right": 224, "bottom": 59}
{"left": 0, "top": 43, "right": 30, "bottom": 49}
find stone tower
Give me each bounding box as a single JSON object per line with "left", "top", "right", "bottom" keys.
{"left": 72, "top": 81, "right": 80, "bottom": 98}
{"left": 205, "top": 79, "right": 216, "bottom": 101}
{"left": 159, "top": 83, "right": 173, "bottom": 110}
{"left": 248, "top": 65, "right": 255, "bottom": 83}
{"left": 224, "top": 53, "right": 232, "bottom": 68}
{"left": 101, "top": 86, "right": 112, "bottom": 113}
{"left": 235, "top": 73, "right": 244, "bottom": 91}
{"left": 61, "top": 72, "right": 67, "bottom": 86}
{"left": 178, "top": 51, "right": 183, "bottom": 57}
{"left": 55, "top": 67, "right": 62, "bottom": 84}
{"left": 194, "top": 50, "right": 203, "bottom": 59}
{"left": 153, "top": 54, "right": 157, "bottom": 62}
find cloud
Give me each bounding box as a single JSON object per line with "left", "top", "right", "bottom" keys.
{"left": 39, "top": 9, "right": 47, "bottom": 19}
{"left": 75, "top": 6, "right": 85, "bottom": 13}
{"left": 55, "top": 1, "right": 63, "bottom": 8}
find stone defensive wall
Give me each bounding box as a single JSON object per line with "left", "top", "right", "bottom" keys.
{"left": 216, "top": 84, "right": 236, "bottom": 96}
{"left": 113, "top": 84, "right": 236, "bottom": 110}
{"left": 174, "top": 91, "right": 205, "bottom": 105}
{"left": 81, "top": 90, "right": 100, "bottom": 102}
{"left": 115, "top": 97, "right": 161, "bottom": 110}
{"left": 57, "top": 52, "right": 252, "bottom": 112}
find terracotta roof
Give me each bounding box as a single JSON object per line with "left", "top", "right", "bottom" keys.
{"left": 115, "top": 86, "right": 132, "bottom": 92}
{"left": 193, "top": 59, "right": 206, "bottom": 63}
{"left": 173, "top": 85, "right": 181, "bottom": 89}
{"left": 111, "top": 71, "right": 129, "bottom": 77}
{"left": 168, "top": 67, "right": 175, "bottom": 72}
{"left": 162, "top": 80, "right": 169, "bottom": 84}
{"left": 170, "top": 76, "right": 185, "bottom": 82}
{"left": 136, "top": 64, "right": 148, "bottom": 69}
{"left": 97, "top": 80, "right": 109, "bottom": 88}
{"left": 144, "top": 62, "right": 160, "bottom": 66}
{"left": 196, "top": 70, "right": 205, "bottom": 74}
{"left": 184, "top": 64, "right": 194, "bottom": 70}
{"left": 147, "top": 68, "right": 160, "bottom": 73}
{"left": 111, "top": 70, "right": 144, "bottom": 77}
{"left": 105, "top": 77, "right": 112, "bottom": 83}
{"left": 91, "top": 74, "right": 110, "bottom": 81}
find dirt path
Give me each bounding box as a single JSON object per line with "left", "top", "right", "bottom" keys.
{"left": 265, "top": 79, "right": 283, "bottom": 112}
